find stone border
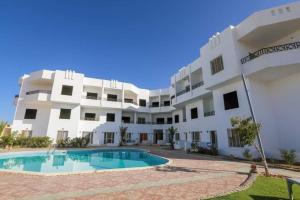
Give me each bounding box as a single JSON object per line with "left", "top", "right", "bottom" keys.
{"left": 203, "top": 173, "right": 258, "bottom": 199}
{"left": 0, "top": 148, "right": 172, "bottom": 176}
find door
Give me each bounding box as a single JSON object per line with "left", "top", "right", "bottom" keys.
{"left": 210, "top": 131, "right": 217, "bottom": 148}
{"left": 56, "top": 131, "right": 68, "bottom": 142}
{"left": 139, "top": 133, "right": 148, "bottom": 143}
{"left": 153, "top": 130, "right": 163, "bottom": 144}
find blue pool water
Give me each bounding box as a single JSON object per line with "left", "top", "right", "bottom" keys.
{"left": 0, "top": 149, "right": 168, "bottom": 173}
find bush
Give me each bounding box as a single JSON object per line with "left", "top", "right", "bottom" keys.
{"left": 280, "top": 149, "right": 296, "bottom": 165}
{"left": 56, "top": 137, "right": 70, "bottom": 148}
{"left": 0, "top": 133, "right": 15, "bottom": 148}
{"left": 197, "top": 146, "right": 218, "bottom": 156}
{"left": 0, "top": 132, "right": 52, "bottom": 148}
{"left": 243, "top": 149, "right": 253, "bottom": 161}
{"left": 26, "top": 137, "right": 52, "bottom": 148}
{"left": 56, "top": 137, "right": 89, "bottom": 148}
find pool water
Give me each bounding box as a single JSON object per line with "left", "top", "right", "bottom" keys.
{"left": 0, "top": 149, "right": 168, "bottom": 174}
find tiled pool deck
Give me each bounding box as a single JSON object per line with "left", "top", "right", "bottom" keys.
{"left": 0, "top": 147, "right": 251, "bottom": 200}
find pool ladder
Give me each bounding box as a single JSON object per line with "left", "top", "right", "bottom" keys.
{"left": 47, "top": 145, "right": 56, "bottom": 154}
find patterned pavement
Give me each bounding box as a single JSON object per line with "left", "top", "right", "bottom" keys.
{"left": 0, "top": 147, "right": 250, "bottom": 200}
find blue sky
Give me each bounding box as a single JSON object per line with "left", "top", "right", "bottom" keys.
{"left": 0, "top": 0, "right": 296, "bottom": 122}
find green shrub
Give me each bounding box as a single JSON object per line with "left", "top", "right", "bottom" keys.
{"left": 56, "top": 137, "right": 70, "bottom": 148}
{"left": 197, "top": 146, "right": 218, "bottom": 156}
{"left": 243, "top": 149, "right": 253, "bottom": 161}
{"left": 1, "top": 133, "right": 52, "bottom": 148}
{"left": 56, "top": 137, "right": 89, "bottom": 148}
{"left": 280, "top": 149, "right": 296, "bottom": 165}
{"left": 0, "top": 133, "right": 15, "bottom": 148}
{"left": 26, "top": 137, "right": 52, "bottom": 148}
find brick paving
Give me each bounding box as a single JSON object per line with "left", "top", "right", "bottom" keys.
{"left": 0, "top": 147, "right": 250, "bottom": 200}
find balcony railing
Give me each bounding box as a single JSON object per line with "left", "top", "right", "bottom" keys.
{"left": 136, "top": 121, "right": 152, "bottom": 124}
{"left": 81, "top": 117, "right": 98, "bottom": 121}
{"left": 176, "top": 86, "right": 190, "bottom": 97}
{"left": 122, "top": 120, "right": 135, "bottom": 124}
{"left": 26, "top": 90, "right": 51, "bottom": 95}
{"left": 204, "top": 111, "right": 215, "bottom": 117}
{"left": 124, "top": 99, "right": 138, "bottom": 105}
{"left": 82, "top": 95, "right": 101, "bottom": 100}
{"left": 191, "top": 81, "right": 204, "bottom": 90}
{"left": 241, "top": 41, "right": 300, "bottom": 64}
{"left": 102, "top": 98, "right": 122, "bottom": 102}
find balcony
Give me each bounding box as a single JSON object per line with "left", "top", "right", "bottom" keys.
{"left": 81, "top": 95, "right": 101, "bottom": 107}
{"left": 124, "top": 98, "right": 138, "bottom": 105}
{"left": 241, "top": 41, "right": 300, "bottom": 64}
{"left": 241, "top": 41, "right": 300, "bottom": 79}
{"left": 81, "top": 117, "right": 99, "bottom": 121}
{"left": 23, "top": 90, "right": 51, "bottom": 102}
{"left": 191, "top": 81, "right": 204, "bottom": 90}
{"left": 26, "top": 90, "right": 51, "bottom": 95}
{"left": 83, "top": 95, "right": 101, "bottom": 100}
{"left": 204, "top": 111, "right": 215, "bottom": 117}
{"left": 176, "top": 86, "right": 190, "bottom": 97}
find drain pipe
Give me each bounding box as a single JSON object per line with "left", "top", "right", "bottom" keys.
{"left": 241, "top": 73, "right": 269, "bottom": 176}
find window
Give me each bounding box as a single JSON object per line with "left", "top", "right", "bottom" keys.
{"left": 227, "top": 129, "right": 243, "bottom": 147}
{"left": 139, "top": 99, "right": 146, "bottom": 107}
{"left": 192, "top": 131, "right": 200, "bottom": 142}
{"left": 167, "top": 117, "right": 172, "bottom": 124}
{"left": 106, "top": 113, "right": 115, "bottom": 122}
{"left": 175, "top": 132, "right": 180, "bottom": 141}
{"left": 24, "top": 109, "right": 37, "bottom": 119}
{"left": 137, "top": 117, "right": 146, "bottom": 124}
{"left": 124, "top": 98, "right": 133, "bottom": 104}
{"left": 122, "top": 116, "right": 131, "bottom": 123}
{"left": 210, "top": 56, "right": 224, "bottom": 75}
{"left": 82, "top": 131, "right": 93, "bottom": 144}
{"left": 156, "top": 118, "right": 164, "bottom": 124}
{"left": 104, "top": 132, "right": 114, "bottom": 144}
{"left": 125, "top": 132, "right": 132, "bottom": 142}
{"left": 152, "top": 102, "right": 159, "bottom": 107}
{"left": 191, "top": 107, "right": 198, "bottom": 119}
{"left": 61, "top": 85, "right": 73, "bottom": 96}
{"left": 84, "top": 113, "right": 96, "bottom": 121}
{"left": 140, "top": 133, "right": 148, "bottom": 142}
{"left": 107, "top": 94, "right": 117, "bottom": 101}
{"left": 86, "top": 92, "right": 98, "bottom": 100}
{"left": 56, "top": 131, "right": 68, "bottom": 142}
{"left": 59, "top": 109, "right": 71, "bottom": 119}
{"left": 223, "top": 91, "right": 239, "bottom": 110}
{"left": 174, "top": 115, "right": 179, "bottom": 123}
{"left": 164, "top": 101, "right": 170, "bottom": 106}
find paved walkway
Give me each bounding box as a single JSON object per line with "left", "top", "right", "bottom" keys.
{"left": 0, "top": 147, "right": 251, "bottom": 200}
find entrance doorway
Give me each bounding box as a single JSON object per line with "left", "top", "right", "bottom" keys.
{"left": 153, "top": 129, "right": 163, "bottom": 144}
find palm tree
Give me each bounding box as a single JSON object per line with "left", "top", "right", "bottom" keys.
{"left": 119, "top": 126, "right": 128, "bottom": 146}
{"left": 168, "top": 126, "right": 177, "bottom": 150}
{"left": 0, "top": 121, "right": 8, "bottom": 137}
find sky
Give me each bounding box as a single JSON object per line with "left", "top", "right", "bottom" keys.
{"left": 0, "top": 0, "right": 296, "bottom": 122}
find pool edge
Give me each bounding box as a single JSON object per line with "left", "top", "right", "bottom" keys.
{"left": 0, "top": 147, "right": 172, "bottom": 176}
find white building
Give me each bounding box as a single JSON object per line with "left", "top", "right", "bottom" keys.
{"left": 12, "top": 1, "right": 300, "bottom": 160}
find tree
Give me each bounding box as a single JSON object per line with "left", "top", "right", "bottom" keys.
{"left": 0, "top": 121, "right": 8, "bottom": 136}
{"left": 231, "top": 116, "right": 269, "bottom": 176}
{"left": 119, "top": 126, "right": 128, "bottom": 146}
{"left": 168, "top": 126, "right": 177, "bottom": 150}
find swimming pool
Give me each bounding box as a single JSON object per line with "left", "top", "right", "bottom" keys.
{"left": 0, "top": 149, "right": 169, "bottom": 174}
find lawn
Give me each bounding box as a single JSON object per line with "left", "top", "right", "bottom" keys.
{"left": 210, "top": 176, "right": 300, "bottom": 200}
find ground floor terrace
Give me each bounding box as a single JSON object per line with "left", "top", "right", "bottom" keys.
{"left": 0, "top": 146, "right": 299, "bottom": 200}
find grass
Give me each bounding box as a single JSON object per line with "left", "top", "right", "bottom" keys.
{"left": 210, "top": 176, "right": 300, "bottom": 200}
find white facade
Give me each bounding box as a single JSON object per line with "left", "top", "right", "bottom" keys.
{"left": 12, "top": 2, "right": 300, "bottom": 160}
